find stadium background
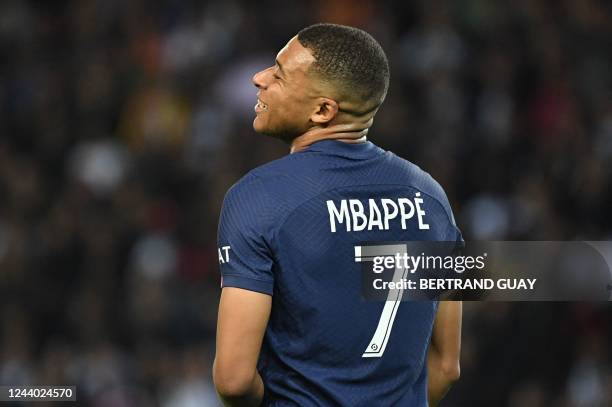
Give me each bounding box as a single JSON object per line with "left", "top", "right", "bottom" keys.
{"left": 1, "top": 0, "right": 611, "bottom": 405}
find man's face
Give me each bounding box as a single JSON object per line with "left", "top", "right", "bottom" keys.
{"left": 252, "top": 36, "right": 319, "bottom": 139}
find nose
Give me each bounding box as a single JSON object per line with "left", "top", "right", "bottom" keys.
{"left": 252, "top": 67, "right": 271, "bottom": 89}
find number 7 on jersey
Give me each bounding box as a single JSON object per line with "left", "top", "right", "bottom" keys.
{"left": 355, "top": 244, "right": 408, "bottom": 358}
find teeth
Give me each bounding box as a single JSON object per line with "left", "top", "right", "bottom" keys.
{"left": 258, "top": 99, "right": 268, "bottom": 110}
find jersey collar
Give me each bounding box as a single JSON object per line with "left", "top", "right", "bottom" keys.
{"left": 301, "top": 140, "right": 384, "bottom": 160}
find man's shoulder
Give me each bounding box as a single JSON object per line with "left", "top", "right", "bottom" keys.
{"left": 222, "top": 154, "right": 307, "bottom": 225}
{"left": 226, "top": 154, "right": 301, "bottom": 198}
{"left": 384, "top": 151, "right": 451, "bottom": 205}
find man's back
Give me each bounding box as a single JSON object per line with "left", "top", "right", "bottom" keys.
{"left": 218, "top": 140, "right": 462, "bottom": 406}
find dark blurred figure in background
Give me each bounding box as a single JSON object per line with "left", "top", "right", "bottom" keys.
{"left": 0, "top": 1, "right": 610, "bottom": 406}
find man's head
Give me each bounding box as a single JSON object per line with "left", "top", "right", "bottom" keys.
{"left": 252, "top": 23, "right": 390, "bottom": 140}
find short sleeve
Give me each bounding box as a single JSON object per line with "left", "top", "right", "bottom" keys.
{"left": 217, "top": 179, "right": 275, "bottom": 296}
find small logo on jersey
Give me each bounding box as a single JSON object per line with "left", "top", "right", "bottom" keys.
{"left": 218, "top": 245, "right": 231, "bottom": 264}
{"left": 326, "top": 193, "right": 430, "bottom": 233}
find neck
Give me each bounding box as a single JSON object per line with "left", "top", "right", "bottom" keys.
{"left": 290, "top": 117, "right": 373, "bottom": 154}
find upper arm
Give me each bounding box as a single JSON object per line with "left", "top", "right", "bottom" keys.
{"left": 431, "top": 301, "right": 462, "bottom": 376}
{"left": 214, "top": 287, "right": 272, "bottom": 390}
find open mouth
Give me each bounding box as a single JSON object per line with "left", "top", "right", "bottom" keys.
{"left": 255, "top": 98, "right": 268, "bottom": 112}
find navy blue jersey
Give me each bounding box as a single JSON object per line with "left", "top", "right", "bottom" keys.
{"left": 217, "top": 140, "right": 462, "bottom": 406}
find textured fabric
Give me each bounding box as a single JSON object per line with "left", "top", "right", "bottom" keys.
{"left": 217, "top": 140, "right": 462, "bottom": 406}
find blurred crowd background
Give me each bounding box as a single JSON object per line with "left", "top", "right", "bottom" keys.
{"left": 1, "top": 0, "right": 611, "bottom": 406}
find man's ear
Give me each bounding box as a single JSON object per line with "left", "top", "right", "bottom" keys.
{"left": 310, "top": 98, "right": 339, "bottom": 125}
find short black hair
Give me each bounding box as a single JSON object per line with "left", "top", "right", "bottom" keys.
{"left": 297, "top": 23, "right": 390, "bottom": 110}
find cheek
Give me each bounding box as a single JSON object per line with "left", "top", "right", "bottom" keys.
{"left": 264, "top": 87, "right": 311, "bottom": 131}
{"left": 282, "top": 92, "right": 310, "bottom": 119}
